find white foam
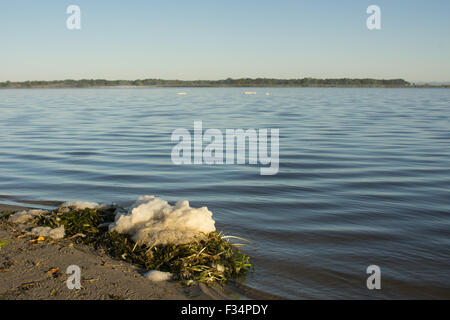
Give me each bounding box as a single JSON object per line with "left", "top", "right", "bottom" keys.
{"left": 143, "top": 270, "right": 173, "bottom": 281}
{"left": 214, "top": 263, "right": 225, "bottom": 273}
{"left": 61, "top": 201, "right": 102, "bottom": 210}
{"left": 109, "top": 196, "right": 216, "bottom": 246}
{"left": 9, "top": 209, "right": 48, "bottom": 224}
{"left": 27, "top": 225, "right": 65, "bottom": 240}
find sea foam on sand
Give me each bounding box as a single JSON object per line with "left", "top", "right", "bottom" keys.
{"left": 9, "top": 209, "right": 48, "bottom": 224}
{"left": 27, "top": 225, "right": 65, "bottom": 240}
{"left": 109, "top": 196, "right": 216, "bottom": 247}
{"left": 143, "top": 270, "right": 173, "bottom": 281}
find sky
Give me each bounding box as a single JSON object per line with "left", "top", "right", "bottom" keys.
{"left": 0, "top": 0, "right": 449, "bottom": 82}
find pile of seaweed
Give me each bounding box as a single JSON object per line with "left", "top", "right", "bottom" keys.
{"left": 1, "top": 206, "right": 253, "bottom": 284}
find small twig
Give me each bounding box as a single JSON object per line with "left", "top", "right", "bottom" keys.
{"left": 221, "top": 235, "right": 254, "bottom": 244}
{"left": 68, "top": 233, "right": 86, "bottom": 239}
{"left": 196, "top": 246, "right": 207, "bottom": 257}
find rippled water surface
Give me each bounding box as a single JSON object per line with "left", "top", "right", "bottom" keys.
{"left": 0, "top": 88, "right": 449, "bottom": 299}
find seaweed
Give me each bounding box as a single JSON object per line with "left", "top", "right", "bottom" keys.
{"left": 0, "top": 240, "right": 7, "bottom": 250}
{"left": 36, "top": 207, "right": 115, "bottom": 236}
{"left": 35, "top": 207, "right": 253, "bottom": 284}
{"left": 0, "top": 211, "right": 14, "bottom": 221}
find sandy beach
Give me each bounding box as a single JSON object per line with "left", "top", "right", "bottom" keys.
{"left": 0, "top": 203, "right": 235, "bottom": 300}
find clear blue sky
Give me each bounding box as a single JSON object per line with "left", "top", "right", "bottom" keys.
{"left": 1, "top": 0, "right": 449, "bottom": 82}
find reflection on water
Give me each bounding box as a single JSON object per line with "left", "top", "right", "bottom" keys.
{"left": 0, "top": 87, "right": 449, "bottom": 298}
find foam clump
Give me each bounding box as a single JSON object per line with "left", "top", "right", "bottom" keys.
{"left": 61, "top": 201, "right": 103, "bottom": 210}
{"left": 144, "top": 270, "right": 173, "bottom": 281}
{"left": 27, "top": 225, "right": 65, "bottom": 240}
{"left": 109, "top": 196, "right": 216, "bottom": 247}
{"left": 9, "top": 209, "right": 48, "bottom": 224}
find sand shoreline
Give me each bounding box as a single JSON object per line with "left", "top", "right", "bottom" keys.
{"left": 0, "top": 203, "right": 237, "bottom": 300}
{"left": 0, "top": 202, "right": 279, "bottom": 300}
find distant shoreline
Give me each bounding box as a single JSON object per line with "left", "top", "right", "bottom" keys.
{"left": 2, "top": 78, "right": 449, "bottom": 89}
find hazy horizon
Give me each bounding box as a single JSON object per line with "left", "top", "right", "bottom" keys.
{"left": 1, "top": 78, "right": 449, "bottom": 86}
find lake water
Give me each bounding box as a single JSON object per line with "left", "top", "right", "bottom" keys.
{"left": 0, "top": 87, "right": 449, "bottom": 299}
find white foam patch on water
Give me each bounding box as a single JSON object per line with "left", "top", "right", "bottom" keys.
{"left": 61, "top": 201, "right": 103, "bottom": 210}
{"left": 109, "top": 195, "right": 216, "bottom": 246}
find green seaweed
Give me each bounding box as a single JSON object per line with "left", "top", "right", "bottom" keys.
{"left": 36, "top": 207, "right": 253, "bottom": 284}
{"left": 36, "top": 207, "right": 115, "bottom": 236}
{"left": 0, "top": 211, "right": 14, "bottom": 221}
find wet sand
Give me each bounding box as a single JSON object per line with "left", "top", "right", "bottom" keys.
{"left": 0, "top": 203, "right": 31, "bottom": 212}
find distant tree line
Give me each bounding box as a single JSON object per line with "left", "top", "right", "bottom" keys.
{"left": 0, "top": 78, "right": 429, "bottom": 88}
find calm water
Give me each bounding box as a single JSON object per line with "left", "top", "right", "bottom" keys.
{"left": 0, "top": 87, "right": 449, "bottom": 299}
